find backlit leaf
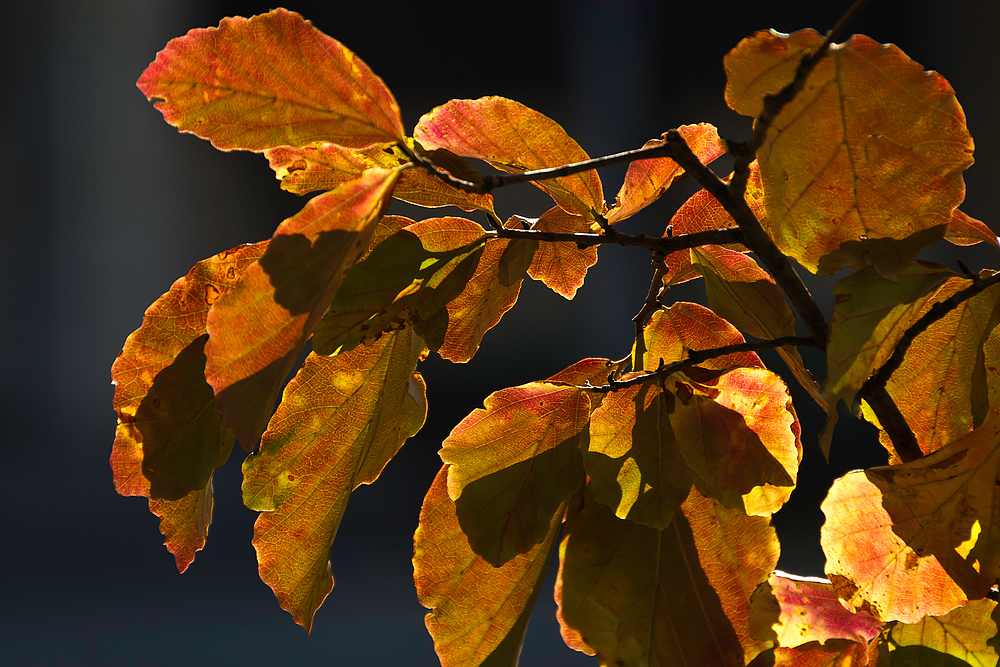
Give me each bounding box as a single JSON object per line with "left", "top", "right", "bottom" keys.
{"left": 607, "top": 123, "right": 725, "bottom": 224}
{"left": 888, "top": 599, "right": 998, "bottom": 667}
{"left": 312, "top": 217, "right": 487, "bottom": 356}
{"left": 515, "top": 207, "right": 598, "bottom": 299}
{"left": 758, "top": 639, "right": 880, "bottom": 666}
{"left": 111, "top": 241, "right": 266, "bottom": 568}
{"left": 137, "top": 9, "right": 404, "bottom": 151}
{"left": 749, "top": 572, "right": 883, "bottom": 649}
{"left": 242, "top": 328, "right": 426, "bottom": 631}
{"left": 641, "top": 302, "right": 765, "bottom": 373}
{"left": 945, "top": 209, "right": 1000, "bottom": 249}
{"left": 725, "top": 30, "right": 974, "bottom": 275}
{"left": 555, "top": 487, "right": 778, "bottom": 666}
{"left": 414, "top": 465, "right": 562, "bottom": 667}
{"left": 205, "top": 167, "right": 401, "bottom": 449}
{"left": 265, "top": 140, "right": 495, "bottom": 213}
{"left": 663, "top": 162, "right": 761, "bottom": 289}
{"left": 440, "top": 382, "right": 589, "bottom": 566}
{"left": 414, "top": 96, "right": 605, "bottom": 221}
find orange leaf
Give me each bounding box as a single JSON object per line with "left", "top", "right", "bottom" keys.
{"left": 137, "top": 9, "right": 404, "bottom": 151}
{"left": 414, "top": 465, "right": 562, "bottom": 667}
{"left": 266, "top": 141, "right": 495, "bottom": 213}
{"left": 414, "top": 96, "right": 605, "bottom": 221}
{"left": 440, "top": 382, "right": 589, "bottom": 566}
{"left": 205, "top": 167, "right": 401, "bottom": 449}
{"left": 111, "top": 241, "right": 266, "bottom": 569}
{"left": 607, "top": 123, "right": 725, "bottom": 224}
{"left": 725, "top": 30, "right": 974, "bottom": 275}
{"left": 515, "top": 207, "right": 598, "bottom": 299}
{"left": 888, "top": 598, "right": 998, "bottom": 667}
{"left": 766, "top": 639, "right": 880, "bottom": 667}
{"left": 642, "top": 302, "right": 765, "bottom": 372}
{"left": 945, "top": 209, "right": 1000, "bottom": 248}
{"left": 242, "top": 329, "right": 426, "bottom": 631}
{"left": 555, "top": 487, "right": 777, "bottom": 666}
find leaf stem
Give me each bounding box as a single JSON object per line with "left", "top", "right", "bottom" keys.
{"left": 631, "top": 255, "right": 669, "bottom": 372}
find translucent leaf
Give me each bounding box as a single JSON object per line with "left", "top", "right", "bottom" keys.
{"left": 414, "top": 96, "right": 605, "bottom": 221}
{"left": 111, "top": 241, "right": 266, "bottom": 569}
{"left": 606, "top": 123, "right": 725, "bottom": 224}
{"left": 555, "top": 487, "right": 778, "bottom": 666}
{"left": 945, "top": 209, "right": 1000, "bottom": 249}
{"left": 757, "top": 639, "right": 880, "bottom": 666}
{"left": 312, "top": 217, "right": 487, "bottom": 356}
{"left": 514, "top": 207, "right": 598, "bottom": 299}
{"left": 749, "top": 572, "right": 883, "bottom": 649}
{"left": 725, "top": 30, "right": 974, "bottom": 275}
{"left": 242, "top": 328, "right": 426, "bottom": 631}
{"left": 204, "top": 167, "right": 401, "bottom": 449}
{"left": 414, "top": 465, "right": 562, "bottom": 667}
{"left": 137, "top": 9, "right": 404, "bottom": 151}
{"left": 642, "top": 302, "right": 766, "bottom": 373}
{"left": 440, "top": 382, "right": 589, "bottom": 566}
{"left": 888, "top": 599, "right": 998, "bottom": 667}
{"left": 265, "top": 140, "right": 495, "bottom": 212}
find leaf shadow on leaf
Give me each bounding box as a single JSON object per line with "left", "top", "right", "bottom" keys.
{"left": 454, "top": 435, "right": 585, "bottom": 567}
{"left": 258, "top": 229, "right": 357, "bottom": 316}
{"left": 885, "top": 645, "right": 974, "bottom": 666}
{"left": 816, "top": 224, "right": 948, "bottom": 279}
{"left": 137, "top": 333, "right": 234, "bottom": 500}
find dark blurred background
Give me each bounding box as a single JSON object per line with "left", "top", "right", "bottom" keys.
{"left": 2, "top": 0, "right": 997, "bottom": 664}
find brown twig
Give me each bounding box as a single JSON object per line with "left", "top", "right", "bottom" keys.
{"left": 492, "top": 226, "right": 742, "bottom": 253}
{"left": 631, "top": 255, "right": 669, "bottom": 372}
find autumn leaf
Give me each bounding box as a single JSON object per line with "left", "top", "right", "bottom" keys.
{"left": 414, "top": 96, "right": 605, "bottom": 222}
{"left": 555, "top": 487, "right": 778, "bottom": 666}
{"left": 440, "top": 382, "right": 589, "bottom": 566}
{"left": 414, "top": 465, "right": 562, "bottom": 667}
{"left": 886, "top": 599, "right": 999, "bottom": 667}
{"left": 241, "top": 328, "right": 426, "bottom": 632}
{"left": 641, "top": 302, "right": 766, "bottom": 373}
{"left": 111, "top": 241, "right": 266, "bottom": 569}
{"left": 945, "top": 209, "right": 1000, "bottom": 249}
{"left": 753, "top": 639, "right": 880, "bottom": 667}
{"left": 514, "top": 207, "right": 598, "bottom": 300}
{"left": 725, "top": 29, "right": 974, "bottom": 275}
{"left": 265, "top": 140, "right": 495, "bottom": 213}
{"left": 311, "top": 217, "right": 487, "bottom": 356}
{"left": 748, "top": 572, "right": 883, "bottom": 650}
{"left": 205, "top": 167, "right": 401, "bottom": 450}
{"left": 607, "top": 123, "right": 725, "bottom": 224}
{"left": 137, "top": 9, "right": 404, "bottom": 151}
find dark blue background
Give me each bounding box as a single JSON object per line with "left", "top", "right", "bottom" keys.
{"left": 2, "top": 0, "right": 997, "bottom": 664}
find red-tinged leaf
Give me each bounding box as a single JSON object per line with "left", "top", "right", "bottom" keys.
{"left": 242, "top": 328, "right": 426, "bottom": 631}
{"left": 749, "top": 572, "right": 883, "bottom": 649}
{"left": 312, "top": 217, "right": 487, "bottom": 356}
{"left": 663, "top": 162, "right": 762, "bottom": 289}
{"left": 887, "top": 599, "right": 998, "bottom": 667}
{"left": 111, "top": 242, "right": 266, "bottom": 569}
{"left": 440, "top": 382, "right": 589, "bottom": 566}
{"left": 945, "top": 209, "right": 1000, "bottom": 249}
{"left": 820, "top": 470, "right": 971, "bottom": 624}
{"left": 607, "top": 123, "right": 725, "bottom": 224}
{"left": 265, "top": 141, "right": 495, "bottom": 213}
{"left": 514, "top": 207, "right": 598, "bottom": 299}
{"left": 414, "top": 96, "right": 605, "bottom": 221}
{"left": 641, "top": 302, "right": 765, "bottom": 372}
{"left": 725, "top": 30, "right": 974, "bottom": 275}
{"left": 555, "top": 487, "right": 776, "bottom": 666}
{"left": 205, "top": 167, "right": 401, "bottom": 450}
{"left": 546, "top": 357, "right": 623, "bottom": 386}
{"left": 137, "top": 9, "right": 404, "bottom": 151}
{"left": 757, "top": 639, "right": 879, "bottom": 667}
{"left": 414, "top": 465, "right": 562, "bottom": 667}
{"left": 822, "top": 264, "right": 956, "bottom": 455}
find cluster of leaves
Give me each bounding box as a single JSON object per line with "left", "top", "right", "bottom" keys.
{"left": 113, "top": 7, "right": 1000, "bottom": 666}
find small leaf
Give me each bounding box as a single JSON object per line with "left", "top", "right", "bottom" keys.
{"left": 440, "top": 382, "right": 589, "bottom": 566}
{"left": 414, "top": 96, "right": 605, "bottom": 221}
{"left": 642, "top": 302, "right": 766, "bottom": 372}
{"left": 205, "top": 167, "right": 402, "bottom": 449}
{"left": 242, "top": 328, "right": 426, "bottom": 631}
{"left": 137, "top": 9, "right": 404, "bottom": 151}
{"left": 607, "top": 123, "right": 725, "bottom": 224}
{"left": 889, "top": 599, "right": 998, "bottom": 667}
{"left": 945, "top": 209, "right": 1000, "bottom": 248}
{"left": 761, "top": 639, "right": 880, "bottom": 666}
{"left": 725, "top": 30, "right": 974, "bottom": 274}
{"left": 414, "top": 465, "right": 562, "bottom": 667}
{"left": 148, "top": 482, "right": 214, "bottom": 574}
{"left": 517, "top": 207, "right": 599, "bottom": 299}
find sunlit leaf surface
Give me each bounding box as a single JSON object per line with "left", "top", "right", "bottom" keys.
{"left": 725, "top": 30, "right": 974, "bottom": 274}
{"left": 514, "top": 207, "right": 598, "bottom": 299}
{"left": 414, "top": 465, "right": 562, "bottom": 667}
{"left": 887, "top": 599, "right": 998, "bottom": 667}
{"left": 111, "top": 241, "right": 265, "bottom": 569}
{"left": 137, "top": 9, "right": 404, "bottom": 151}
{"left": 205, "top": 167, "right": 401, "bottom": 449}
{"left": 945, "top": 209, "right": 1000, "bottom": 248}
{"left": 414, "top": 96, "right": 605, "bottom": 222}
{"left": 242, "top": 328, "right": 426, "bottom": 631}
{"left": 641, "top": 303, "right": 765, "bottom": 373}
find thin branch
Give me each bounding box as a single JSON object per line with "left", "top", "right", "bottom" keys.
{"left": 492, "top": 225, "right": 743, "bottom": 253}
{"left": 632, "top": 255, "right": 669, "bottom": 372}
{"left": 858, "top": 384, "right": 922, "bottom": 463}
{"left": 576, "top": 335, "right": 820, "bottom": 393}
